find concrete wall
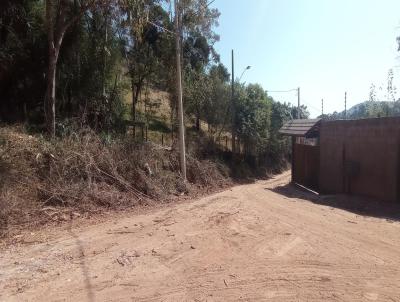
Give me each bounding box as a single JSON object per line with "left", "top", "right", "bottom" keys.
{"left": 319, "top": 117, "right": 400, "bottom": 202}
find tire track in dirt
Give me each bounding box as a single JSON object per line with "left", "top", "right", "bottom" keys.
{"left": 1, "top": 171, "right": 400, "bottom": 301}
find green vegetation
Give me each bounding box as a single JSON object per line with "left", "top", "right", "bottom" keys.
{"left": 1, "top": 0, "right": 305, "bottom": 167}
{"left": 1, "top": 0, "right": 307, "bottom": 236}
{"left": 320, "top": 100, "right": 400, "bottom": 120}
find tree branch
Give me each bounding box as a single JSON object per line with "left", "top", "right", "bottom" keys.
{"left": 46, "top": 0, "right": 55, "bottom": 49}
{"left": 54, "top": 0, "right": 99, "bottom": 52}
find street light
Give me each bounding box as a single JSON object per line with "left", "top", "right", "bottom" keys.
{"left": 239, "top": 66, "right": 251, "bottom": 82}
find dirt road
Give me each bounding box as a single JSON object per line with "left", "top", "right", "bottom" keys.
{"left": 1, "top": 171, "right": 400, "bottom": 301}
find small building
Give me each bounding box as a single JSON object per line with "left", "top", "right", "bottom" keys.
{"left": 280, "top": 117, "right": 400, "bottom": 202}
{"left": 279, "top": 119, "right": 321, "bottom": 192}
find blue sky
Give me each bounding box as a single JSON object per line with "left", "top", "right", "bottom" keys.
{"left": 211, "top": 0, "right": 400, "bottom": 117}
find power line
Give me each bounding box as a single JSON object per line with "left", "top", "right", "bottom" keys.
{"left": 267, "top": 88, "right": 321, "bottom": 113}
{"left": 301, "top": 99, "right": 321, "bottom": 112}
{"left": 266, "top": 88, "right": 298, "bottom": 93}
{"left": 205, "top": 0, "right": 216, "bottom": 7}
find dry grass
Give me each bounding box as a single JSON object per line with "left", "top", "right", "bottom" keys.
{"left": 0, "top": 125, "right": 231, "bottom": 238}
{"left": 124, "top": 89, "right": 171, "bottom": 121}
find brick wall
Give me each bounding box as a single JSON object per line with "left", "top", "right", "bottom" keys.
{"left": 319, "top": 117, "right": 400, "bottom": 202}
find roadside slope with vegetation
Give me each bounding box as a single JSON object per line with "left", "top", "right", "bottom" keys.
{"left": 0, "top": 0, "right": 308, "bottom": 237}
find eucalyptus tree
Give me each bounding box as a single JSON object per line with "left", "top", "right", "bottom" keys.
{"left": 44, "top": 0, "right": 110, "bottom": 137}
{"left": 175, "top": 0, "right": 221, "bottom": 135}
{"left": 119, "top": 0, "right": 172, "bottom": 134}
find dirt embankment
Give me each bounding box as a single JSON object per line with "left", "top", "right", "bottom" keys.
{"left": 0, "top": 126, "right": 236, "bottom": 238}
{"left": 1, "top": 171, "right": 400, "bottom": 301}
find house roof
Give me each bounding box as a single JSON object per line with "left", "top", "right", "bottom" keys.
{"left": 279, "top": 119, "right": 321, "bottom": 137}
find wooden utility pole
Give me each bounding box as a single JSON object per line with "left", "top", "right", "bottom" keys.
{"left": 321, "top": 98, "right": 324, "bottom": 116}
{"left": 231, "top": 49, "right": 235, "bottom": 154}
{"left": 297, "top": 87, "right": 300, "bottom": 119}
{"left": 174, "top": 0, "right": 186, "bottom": 181}
{"left": 344, "top": 92, "right": 347, "bottom": 120}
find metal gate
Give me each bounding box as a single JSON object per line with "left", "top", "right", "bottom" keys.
{"left": 293, "top": 143, "right": 320, "bottom": 191}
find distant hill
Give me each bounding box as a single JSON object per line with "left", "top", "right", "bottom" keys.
{"left": 319, "top": 99, "right": 400, "bottom": 120}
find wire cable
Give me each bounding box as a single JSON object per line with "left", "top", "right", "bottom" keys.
{"left": 301, "top": 99, "right": 321, "bottom": 114}
{"left": 266, "top": 88, "right": 298, "bottom": 93}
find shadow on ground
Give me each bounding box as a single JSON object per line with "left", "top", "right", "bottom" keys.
{"left": 267, "top": 183, "right": 400, "bottom": 222}
{"left": 68, "top": 221, "right": 95, "bottom": 302}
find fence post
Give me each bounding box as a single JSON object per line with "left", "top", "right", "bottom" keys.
{"left": 291, "top": 136, "right": 295, "bottom": 183}
{"left": 397, "top": 136, "right": 400, "bottom": 202}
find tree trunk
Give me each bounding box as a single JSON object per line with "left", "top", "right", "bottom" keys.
{"left": 195, "top": 114, "right": 200, "bottom": 131}
{"left": 44, "top": 0, "right": 89, "bottom": 137}
{"left": 131, "top": 79, "right": 136, "bottom": 127}
{"left": 131, "top": 80, "right": 137, "bottom": 137}
{"left": 132, "top": 77, "right": 144, "bottom": 138}
{"left": 170, "top": 101, "right": 175, "bottom": 142}
{"left": 45, "top": 52, "right": 57, "bottom": 137}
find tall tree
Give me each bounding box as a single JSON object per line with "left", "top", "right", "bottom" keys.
{"left": 121, "top": 0, "right": 171, "bottom": 134}
{"left": 44, "top": 0, "right": 96, "bottom": 137}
